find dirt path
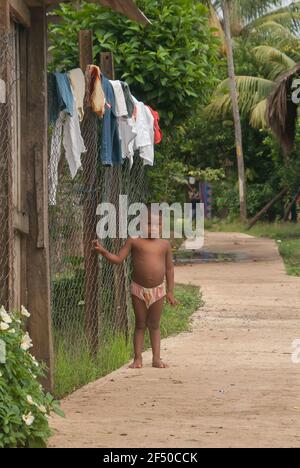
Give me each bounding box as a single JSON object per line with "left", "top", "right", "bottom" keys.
{"left": 49, "top": 232, "right": 300, "bottom": 448}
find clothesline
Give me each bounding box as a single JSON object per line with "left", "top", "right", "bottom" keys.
{"left": 48, "top": 66, "right": 163, "bottom": 205}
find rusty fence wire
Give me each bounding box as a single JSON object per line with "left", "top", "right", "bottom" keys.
{"left": 48, "top": 108, "right": 147, "bottom": 396}
{"left": 0, "top": 33, "right": 17, "bottom": 311}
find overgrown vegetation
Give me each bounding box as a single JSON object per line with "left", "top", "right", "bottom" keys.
{"left": 0, "top": 307, "right": 63, "bottom": 448}
{"left": 54, "top": 284, "right": 203, "bottom": 398}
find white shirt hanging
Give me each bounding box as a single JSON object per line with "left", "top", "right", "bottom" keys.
{"left": 133, "top": 97, "right": 155, "bottom": 167}
{"left": 110, "top": 80, "right": 128, "bottom": 117}
{"left": 49, "top": 95, "right": 86, "bottom": 205}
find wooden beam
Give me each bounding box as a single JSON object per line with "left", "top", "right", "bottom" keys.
{"left": 0, "top": 0, "right": 10, "bottom": 34}
{"left": 100, "top": 51, "right": 115, "bottom": 80}
{"left": 79, "top": 30, "right": 100, "bottom": 356}
{"left": 100, "top": 52, "right": 130, "bottom": 337}
{"left": 13, "top": 208, "right": 29, "bottom": 235}
{"left": 9, "top": 0, "right": 31, "bottom": 28}
{"left": 43, "top": 0, "right": 151, "bottom": 25}
{"left": 25, "top": 6, "right": 53, "bottom": 392}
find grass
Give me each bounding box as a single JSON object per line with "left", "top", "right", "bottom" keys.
{"left": 206, "top": 219, "right": 300, "bottom": 277}
{"left": 53, "top": 283, "right": 202, "bottom": 398}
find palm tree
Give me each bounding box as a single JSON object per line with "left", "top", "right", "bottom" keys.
{"left": 203, "top": 0, "right": 300, "bottom": 221}
{"left": 221, "top": 0, "right": 247, "bottom": 221}
{"left": 206, "top": 46, "right": 297, "bottom": 129}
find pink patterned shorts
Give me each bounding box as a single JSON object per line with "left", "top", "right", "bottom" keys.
{"left": 131, "top": 281, "right": 166, "bottom": 310}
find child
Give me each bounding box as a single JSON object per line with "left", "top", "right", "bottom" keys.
{"left": 92, "top": 208, "right": 178, "bottom": 369}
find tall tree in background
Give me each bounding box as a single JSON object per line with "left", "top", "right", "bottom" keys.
{"left": 206, "top": 0, "right": 287, "bottom": 221}
{"left": 221, "top": 0, "right": 247, "bottom": 221}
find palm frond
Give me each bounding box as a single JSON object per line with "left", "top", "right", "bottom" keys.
{"left": 248, "top": 20, "right": 300, "bottom": 48}
{"left": 206, "top": 75, "right": 275, "bottom": 120}
{"left": 247, "top": 6, "right": 300, "bottom": 35}
{"left": 250, "top": 98, "right": 268, "bottom": 128}
{"left": 252, "top": 45, "right": 296, "bottom": 80}
{"left": 267, "top": 63, "right": 300, "bottom": 154}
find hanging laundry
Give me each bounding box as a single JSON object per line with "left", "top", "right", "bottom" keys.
{"left": 49, "top": 113, "right": 64, "bottom": 206}
{"left": 68, "top": 68, "right": 86, "bottom": 121}
{"left": 48, "top": 72, "right": 74, "bottom": 126}
{"left": 118, "top": 117, "right": 137, "bottom": 168}
{"left": 147, "top": 106, "right": 163, "bottom": 145}
{"left": 85, "top": 65, "right": 105, "bottom": 118}
{"left": 132, "top": 97, "right": 155, "bottom": 167}
{"left": 121, "top": 81, "right": 135, "bottom": 118}
{"left": 49, "top": 94, "right": 86, "bottom": 205}
{"left": 48, "top": 73, "right": 60, "bottom": 125}
{"left": 100, "top": 74, "right": 123, "bottom": 166}
{"left": 110, "top": 79, "right": 137, "bottom": 168}
{"left": 63, "top": 97, "right": 87, "bottom": 178}
{"left": 109, "top": 80, "right": 128, "bottom": 117}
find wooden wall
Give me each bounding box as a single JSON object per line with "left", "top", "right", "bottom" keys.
{"left": 0, "top": 1, "right": 53, "bottom": 392}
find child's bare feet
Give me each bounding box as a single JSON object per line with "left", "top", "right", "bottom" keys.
{"left": 129, "top": 358, "right": 143, "bottom": 369}
{"left": 152, "top": 359, "right": 168, "bottom": 369}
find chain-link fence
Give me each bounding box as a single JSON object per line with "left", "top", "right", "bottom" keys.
{"left": 0, "top": 32, "right": 17, "bottom": 311}
{"left": 49, "top": 107, "right": 147, "bottom": 396}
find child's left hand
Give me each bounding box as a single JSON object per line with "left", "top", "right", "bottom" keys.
{"left": 166, "top": 292, "right": 179, "bottom": 307}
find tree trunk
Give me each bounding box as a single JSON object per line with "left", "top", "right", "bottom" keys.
{"left": 283, "top": 188, "right": 300, "bottom": 222}
{"left": 221, "top": 0, "right": 247, "bottom": 222}
{"left": 247, "top": 188, "right": 288, "bottom": 230}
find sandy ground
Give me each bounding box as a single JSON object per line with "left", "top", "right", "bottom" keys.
{"left": 49, "top": 232, "right": 300, "bottom": 448}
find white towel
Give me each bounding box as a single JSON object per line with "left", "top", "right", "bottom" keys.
{"left": 110, "top": 80, "right": 128, "bottom": 117}
{"left": 68, "top": 68, "right": 86, "bottom": 121}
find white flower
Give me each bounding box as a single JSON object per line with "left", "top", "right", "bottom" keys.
{"left": 0, "top": 308, "right": 12, "bottom": 324}
{"left": 20, "top": 332, "right": 33, "bottom": 351}
{"left": 22, "top": 412, "right": 35, "bottom": 426}
{"left": 38, "top": 405, "right": 47, "bottom": 414}
{"left": 21, "top": 306, "right": 30, "bottom": 318}
{"left": 26, "top": 395, "right": 35, "bottom": 405}
{"left": 0, "top": 322, "right": 9, "bottom": 331}
{"left": 31, "top": 355, "right": 39, "bottom": 367}
{"left": 8, "top": 328, "right": 16, "bottom": 334}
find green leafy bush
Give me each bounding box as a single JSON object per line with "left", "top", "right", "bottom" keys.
{"left": 48, "top": 0, "right": 219, "bottom": 127}
{"left": 0, "top": 306, "right": 63, "bottom": 448}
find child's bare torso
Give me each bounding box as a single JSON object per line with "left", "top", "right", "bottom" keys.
{"left": 131, "top": 238, "right": 169, "bottom": 288}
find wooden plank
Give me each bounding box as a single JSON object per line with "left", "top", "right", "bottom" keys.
{"left": 19, "top": 25, "right": 29, "bottom": 312}
{"left": 24, "top": 6, "right": 53, "bottom": 392}
{"left": 9, "top": 0, "right": 31, "bottom": 27}
{"left": 100, "top": 52, "right": 129, "bottom": 336}
{"left": 13, "top": 208, "right": 29, "bottom": 235}
{"left": 79, "top": 30, "right": 100, "bottom": 356}
{"left": 42, "top": 0, "right": 151, "bottom": 25}
{"left": 34, "top": 144, "right": 46, "bottom": 248}
{"left": 79, "top": 29, "right": 93, "bottom": 72}
{"left": 96, "top": 0, "right": 150, "bottom": 25}
{"left": 0, "top": 0, "right": 10, "bottom": 33}
{"left": 100, "top": 51, "right": 115, "bottom": 80}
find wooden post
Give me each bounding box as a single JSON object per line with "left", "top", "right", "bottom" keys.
{"left": 25, "top": 7, "right": 53, "bottom": 392}
{"left": 100, "top": 52, "right": 130, "bottom": 337}
{"left": 100, "top": 52, "right": 115, "bottom": 80}
{"left": 79, "top": 30, "right": 100, "bottom": 355}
